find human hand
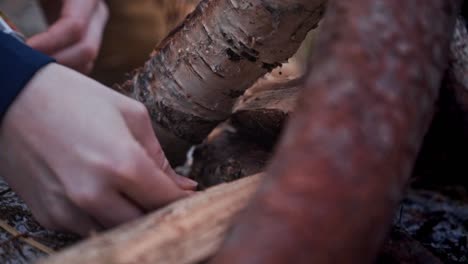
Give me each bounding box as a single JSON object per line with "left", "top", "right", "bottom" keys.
{"left": 0, "top": 64, "right": 197, "bottom": 236}
{"left": 28, "top": 0, "right": 108, "bottom": 74}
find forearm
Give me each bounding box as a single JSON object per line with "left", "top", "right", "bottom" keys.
{"left": 0, "top": 31, "right": 53, "bottom": 122}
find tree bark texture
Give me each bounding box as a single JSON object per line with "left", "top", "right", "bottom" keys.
{"left": 232, "top": 81, "right": 300, "bottom": 145}
{"left": 120, "top": 0, "right": 326, "bottom": 145}
{"left": 189, "top": 123, "right": 271, "bottom": 188}
{"left": 212, "top": 1, "right": 461, "bottom": 264}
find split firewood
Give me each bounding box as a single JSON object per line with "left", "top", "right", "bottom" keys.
{"left": 228, "top": 57, "right": 304, "bottom": 145}
{"left": 188, "top": 60, "right": 304, "bottom": 186}
{"left": 40, "top": 175, "right": 262, "bottom": 264}
{"left": 212, "top": 1, "right": 462, "bottom": 264}
{"left": 189, "top": 122, "right": 271, "bottom": 188}
{"left": 232, "top": 81, "right": 301, "bottom": 145}
{"left": 118, "top": 0, "right": 326, "bottom": 160}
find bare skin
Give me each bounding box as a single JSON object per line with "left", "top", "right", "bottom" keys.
{"left": 0, "top": 64, "right": 197, "bottom": 236}
{"left": 28, "top": 0, "right": 108, "bottom": 74}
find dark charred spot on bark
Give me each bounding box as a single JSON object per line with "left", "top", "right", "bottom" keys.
{"left": 237, "top": 42, "right": 259, "bottom": 62}
{"left": 262, "top": 2, "right": 279, "bottom": 17}
{"left": 227, "top": 89, "right": 245, "bottom": 98}
{"left": 238, "top": 42, "right": 259, "bottom": 56}
{"left": 262, "top": 62, "right": 282, "bottom": 72}
{"left": 226, "top": 48, "right": 242, "bottom": 61}
{"left": 463, "top": 1, "right": 468, "bottom": 21}
{"left": 241, "top": 51, "right": 258, "bottom": 62}
{"left": 220, "top": 30, "right": 234, "bottom": 46}
{"left": 153, "top": 102, "right": 219, "bottom": 143}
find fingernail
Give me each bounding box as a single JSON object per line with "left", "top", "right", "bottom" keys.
{"left": 176, "top": 176, "right": 198, "bottom": 189}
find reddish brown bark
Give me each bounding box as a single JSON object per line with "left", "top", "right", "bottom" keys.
{"left": 212, "top": 0, "right": 461, "bottom": 263}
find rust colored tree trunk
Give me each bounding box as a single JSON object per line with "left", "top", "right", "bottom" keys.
{"left": 212, "top": 0, "right": 461, "bottom": 263}
{"left": 120, "top": 0, "right": 326, "bottom": 154}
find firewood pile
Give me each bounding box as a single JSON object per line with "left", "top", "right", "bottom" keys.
{"left": 0, "top": 0, "right": 468, "bottom": 263}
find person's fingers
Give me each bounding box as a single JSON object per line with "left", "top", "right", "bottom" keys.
{"left": 84, "top": 61, "right": 95, "bottom": 74}
{"left": 28, "top": 18, "right": 86, "bottom": 54}
{"left": 61, "top": 0, "right": 99, "bottom": 20}
{"left": 51, "top": 2, "right": 108, "bottom": 73}
{"left": 68, "top": 187, "right": 143, "bottom": 229}
{"left": 121, "top": 101, "right": 198, "bottom": 190}
{"left": 113, "top": 145, "right": 192, "bottom": 211}
{"left": 171, "top": 174, "right": 200, "bottom": 190}
{"left": 27, "top": 0, "right": 100, "bottom": 54}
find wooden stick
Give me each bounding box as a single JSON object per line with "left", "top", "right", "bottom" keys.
{"left": 0, "top": 219, "right": 54, "bottom": 255}
{"left": 40, "top": 174, "right": 263, "bottom": 264}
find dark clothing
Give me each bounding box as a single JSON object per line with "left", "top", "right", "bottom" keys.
{"left": 0, "top": 32, "right": 53, "bottom": 122}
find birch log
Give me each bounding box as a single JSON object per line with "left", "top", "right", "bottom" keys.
{"left": 120, "top": 0, "right": 326, "bottom": 153}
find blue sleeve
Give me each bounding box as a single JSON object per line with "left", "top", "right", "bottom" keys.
{"left": 0, "top": 32, "right": 54, "bottom": 122}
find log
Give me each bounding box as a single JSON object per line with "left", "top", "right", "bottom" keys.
{"left": 40, "top": 175, "right": 263, "bottom": 264}
{"left": 119, "top": 0, "right": 326, "bottom": 161}
{"left": 189, "top": 123, "right": 271, "bottom": 188}
{"left": 213, "top": 0, "right": 462, "bottom": 263}
{"left": 232, "top": 82, "right": 300, "bottom": 145}
{"left": 228, "top": 30, "right": 312, "bottom": 143}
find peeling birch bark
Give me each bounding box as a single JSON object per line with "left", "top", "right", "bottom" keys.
{"left": 120, "top": 0, "right": 326, "bottom": 145}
